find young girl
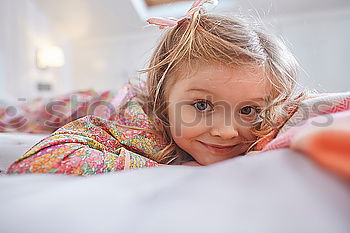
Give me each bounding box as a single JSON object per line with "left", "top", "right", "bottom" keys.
{"left": 7, "top": 0, "right": 302, "bottom": 175}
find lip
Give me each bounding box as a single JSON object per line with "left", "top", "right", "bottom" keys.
{"left": 198, "top": 141, "right": 237, "bottom": 154}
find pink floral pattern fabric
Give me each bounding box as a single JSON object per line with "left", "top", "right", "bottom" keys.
{"left": 7, "top": 85, "right": 165, "bottom": 175}
{"left": 262, "top": 92, "right": 350, "bottom": 151}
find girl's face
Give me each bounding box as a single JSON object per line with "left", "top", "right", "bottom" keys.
{"left": 167, "top": 63, "right": 269, "bottom": 165}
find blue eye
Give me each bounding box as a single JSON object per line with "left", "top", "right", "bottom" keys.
{"left": 193, "top": 100, "right": 213, "bottom": 112}
{"left": 240, "top": 106, "right": 257, "bottom": 115}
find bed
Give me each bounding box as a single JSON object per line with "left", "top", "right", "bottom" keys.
{"left": 0, "top": 133, "right": 349, "bottom": 233}
{"left": 0, "top": 133, "right": 48, "bottom": 173}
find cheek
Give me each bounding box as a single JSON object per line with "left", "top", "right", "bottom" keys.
{"left": 238, "top": 125, "right": 256, "bottom": 141}
{"left": 168, "top": 105, "right": 207, "bottom": 140}
{"left": 233, "top": 113, "right": 259, "bottom": 140}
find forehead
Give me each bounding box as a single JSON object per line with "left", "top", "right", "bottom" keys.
{"left": 170, "top": 63, "right": 270, "bottom": 100}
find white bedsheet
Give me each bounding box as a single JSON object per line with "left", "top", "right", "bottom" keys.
{"left": 0, "top": 133, "right": 47, "bottom": 171}
{"left": 0, "top": 149, "right": 349, "bottom": 233}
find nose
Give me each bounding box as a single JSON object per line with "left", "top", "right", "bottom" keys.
{"left": 209, "top": 124, "right": 239, "bottom": 140}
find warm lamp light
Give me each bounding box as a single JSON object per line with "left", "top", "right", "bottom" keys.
{"left": 36, "top": 46, "right": 65, "bottom": 69}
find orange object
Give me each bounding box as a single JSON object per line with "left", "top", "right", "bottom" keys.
{"left": 305, "top": 130, "right": 350, "bottom": 181}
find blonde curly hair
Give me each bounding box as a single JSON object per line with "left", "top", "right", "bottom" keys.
{"left": 137, "top": 12, "right": 303, "bottom": 164}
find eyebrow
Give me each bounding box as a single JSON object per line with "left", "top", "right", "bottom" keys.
{"left": 185, "top": 88, "right": 266, "bottom": 102}
{"left": 185, "top": 88, "right": 214, "bottom": 94}
{"left": 248, "top": 97, "right": 266, "bottom": 102}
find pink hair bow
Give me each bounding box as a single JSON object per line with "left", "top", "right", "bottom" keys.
{"left": 147, "top": 0, "right": 218, "bottom": 29}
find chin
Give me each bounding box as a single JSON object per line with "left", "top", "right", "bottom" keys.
{"left": 197, "top": 155, "right": 233, "bottom": 166}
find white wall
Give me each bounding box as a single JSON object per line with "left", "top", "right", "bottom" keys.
{"left": 70, "top": 29, "right": 160, "bottom": 92}
{"left": 0, "top": 0, "right": 72, "bottom": 101}
{"left": 271, "top": 8, "right": 350, "bottom": 92}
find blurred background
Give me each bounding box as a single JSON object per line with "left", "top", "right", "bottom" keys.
{"left": 0, "top": 0, "right": 349, "bottom": 101}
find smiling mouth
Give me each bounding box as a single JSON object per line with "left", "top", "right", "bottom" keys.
{"left": 198, "top": 141, "right": 237, "bottom": 154}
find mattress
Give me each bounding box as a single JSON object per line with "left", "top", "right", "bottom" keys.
{"left": 0, "top": 147, "right": 349, "bottom": 233}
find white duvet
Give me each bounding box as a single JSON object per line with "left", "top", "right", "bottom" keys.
{"left": 0, "top": 148, "right": 349, "bottom": 233}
